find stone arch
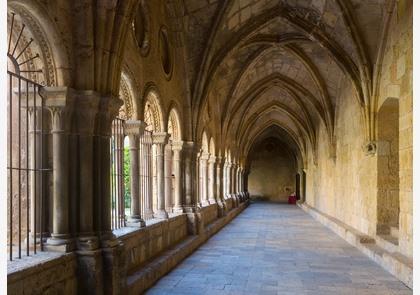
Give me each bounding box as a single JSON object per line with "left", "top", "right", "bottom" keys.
{"left": 143, "top": 87, "right": 164, "bottom": 132}
{"left": 8, "top": 0, "right": 70, "bottom": 86}
{"left": 167, "top": 105, "right": 182, "bottom": 141}
{"left": 376, "top": 97, "right": 399, "bottom": 237}
{"left": 201, "top": 131, "right": 209, "bottom": 153}
{"left": 119, "top": 72, "right": 136, "bottom": 120}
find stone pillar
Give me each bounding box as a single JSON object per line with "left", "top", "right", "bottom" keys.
{"left": 73, "top": 91, "right": 101, "bottom": 250}
{"left": 27, "top": 105, "right": 43, "bottom": 243}
{"left": 225, "top": 162, "right": 231, "bottom": 198}
{"left": 43, "top": 87, "right": 74, "bottom": 251}
{"left": 208, "top": 155, "right": 216, "bottom": 204}
{"left": 215, "top": 157, "right": 226, "bottom": 215}
{"left": 164, "top": 142, "right": 173, "bottom": 213}
{"left": 183, "top": 142, "right": 202, "bottom": 234}
{"left": 152, "top": 132, "right": 169, "bottom": 219}
{"left": 183, "top": 142, "right": 197, "bottom": 209}
{"left": 141, "top": 132, "right": 154, "bottom": 220}
{"left": 125, "top": 120, "right": 146, "bottom": 227}
{"left": 172, "top": 141, "right": 184, "bottom": 213}
{"left": 231, "top": 162, "right": 238, "bottom": 207}
{"left": 199, "top": 152, "right": 209, "bottom": 206}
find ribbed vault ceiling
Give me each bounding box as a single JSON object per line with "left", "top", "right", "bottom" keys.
{"left": 179, "top": 0, "right": 389, "bottom": 165}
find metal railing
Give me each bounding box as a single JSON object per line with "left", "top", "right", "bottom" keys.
{"left": 7, "top": 71, "right": 48, "bottom": 260}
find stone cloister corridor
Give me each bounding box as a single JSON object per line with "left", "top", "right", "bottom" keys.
{"left": 4, "top": 0, "right": 413, "bottom": 294}
{"left": 148, "top": 202, "right": 411, "bottom": 295}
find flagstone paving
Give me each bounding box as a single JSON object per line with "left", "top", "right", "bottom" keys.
{"left": 146, "top": 202, "right": 412, "bottom": 295}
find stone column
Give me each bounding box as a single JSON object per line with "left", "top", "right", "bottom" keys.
{"left": 164, "top": 142, "right": 173, "bottom": 213}
{"left": 199, "top": 152, "right": 209, "bottom": 206}
{"left": 142, "top": 132, "right": 154, "bottom": 219}
{"left": 125, "top": 120, "right": 146, "bottom": 227}
{"left": 215, "top": 157, "right": 226, "bottom": 215}
{"left": 225, "top": 161, "right": 231, "bottom": 198}
{"left": 43, "top": 87, "right": 74, "bottom": 251}
{"left": 183, "top": 142, "right": 196, "bottom": 209}
{"left": 73, "top": 91, "right": 101, "bottom": 249}
{"left": 27, "top": 105, "right": 43, "bottom": 243}
{"left": 208, "top": 155, "right": 216, "bottom": 204}
{"left": 172, "top": 141, "right": 184, "bottom": 213}
{"left": 153, "top": 132, "right": 169, "bottom": 219}
{"left": 231, "top": 162, "right": 238, "bottom": 206}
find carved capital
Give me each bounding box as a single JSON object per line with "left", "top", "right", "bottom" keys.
{"left": 43, "top": 87, "right": 75, "bottom": 132}
{"left": 172, "top": 140, "right": 184, "bottom": 151}
{"left": 72, "top": 90, "right": 101, "bottom": 134}
{"left": 124, "top": 120, "right": 146, "bottom": 136}
{"left": 152, "top": 132, "right": 169, "bottom": 145}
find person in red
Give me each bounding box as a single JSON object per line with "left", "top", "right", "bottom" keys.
{"left": 288, "top": 192, "right": 297, "bottom": 204}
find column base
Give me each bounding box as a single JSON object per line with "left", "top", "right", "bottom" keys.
{"left": 200, "top": 200, "right": 210, "bottom": 207}
{"left": 208, "top": 199, "right": 217, "bottom": 204}
{"left": 216, "top": 201, "right": 226, "bottom": 217}
{"left": 127, "top": 218, "right": 146, "bottom": 227}
{"left": 45, "top": 235, "right": 75, "bottom": 252}
{"left": 76, "top": 234, "right": 100, "bottom": 250}
{"left": 186, "top": 212, "right": 203, "bottom": 235}
{"left": 143, "top": 209, "right": 154, "bottom": 220}
{"left": 172, "top": 206, "right": 184, "bottom": 213}
{"left": 154, "top": 210, "right": 169, "bottom": 219}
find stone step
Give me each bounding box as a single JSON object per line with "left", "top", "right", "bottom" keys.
{"left": 376, "top": 234, "right": 399, "bottom": 253}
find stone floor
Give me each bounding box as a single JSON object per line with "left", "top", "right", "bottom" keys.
{"left": 146, "top": 202, "right": 412, "bottom": 295}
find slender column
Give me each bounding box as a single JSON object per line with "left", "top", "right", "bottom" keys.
{"left": 164, "top": 142, "right": 173, "bottom": 213}
{"left": 216, "top": 157, "right": 225, "bottom": 203}
{"left": 208, "top": 156, "right": 216, "bottom": 204}
{"left": 28, "top": 106, "right": 43, "bottom": 243}
{"left": 183, "top": 142, "right": 197, "bottom": 210}
{"left": 225, "top": 162, "right": 231, "bottom": 197}
{"left": 153, "top": 132, "right": 169, "bottom": 219}
{"left": 232, "top": 163, "right": 236, "bottom": 194}
{"left": 231, "top": 162, "right": 237, "bottom": 207}
{"left": 125, "top": 120, "right": 146, "bottom": 226}
{"left": 142, "top": 132, "right": 154, "bottom": 219}
{"left": 44, "top": 88, "right": 74, "bottom": 250}
{"left": 172, "top": 141, "right": 184, "bottom": 213}
{"left": 199, "top": 152, "right": 209, "bottom": 206}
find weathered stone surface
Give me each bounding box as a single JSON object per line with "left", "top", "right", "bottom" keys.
{"left": 148, "top": 203, "right": 412, "bottom": 294}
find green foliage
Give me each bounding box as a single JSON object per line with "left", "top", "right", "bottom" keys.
{"left": 124, "top": 147, "right": 131, "bottom": 209}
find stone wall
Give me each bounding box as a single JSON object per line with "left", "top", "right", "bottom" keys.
{"left": 200, "top": 203, "right": 219, "bottom": 227}
{"left": 117, "top": 214, "right": 188, "bottom": 275}
{"left": 8, "top": 253, "right": 77, "bottom": 295}
{"left": 248, "top": 137, "right": 296, "bottom": 202}
{"left": 305, "top": 0, "right": 412, "bottom": 259}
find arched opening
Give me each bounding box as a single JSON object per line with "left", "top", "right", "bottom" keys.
{"left": 248, "top": 137, "right": 297, "bottom": 202}
{"left": 167, "top": 108, "right": 182, "bottom": 212}
{"left": 199, "top": 131, "right": 209, "bottom": 206}
{"left": 244, "top": 123, "right": 303, "bottom": 204}
{"left": 6, "top": 8, "right": 53, "bottom": 259}
{"left": 143, "top": 91, "right": 164, "bottom": 217}
{"left": 376, "top": 98, "right": 400, "bottom": 242}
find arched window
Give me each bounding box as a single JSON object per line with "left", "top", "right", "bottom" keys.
{"left": 110, "top": 73, "right": 136, "bottom": 230}
{"left": 167, "top": 108, "right": 182, "bottom": 212}
{"left": 7, "top": 8, "right": 53, "bottom": 260}
{"left": 143, "top": 91, "right": 164, "bottom": 215}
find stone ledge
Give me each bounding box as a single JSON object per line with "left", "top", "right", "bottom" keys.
{"left": 125, "top": 202, "right": 248, "bottom": 294}
{"left": 298, "top": 203, "right": 413, "bottom": 289}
